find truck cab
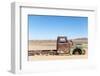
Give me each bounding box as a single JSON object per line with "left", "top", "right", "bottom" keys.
{"left": 57, "top": 36, "right": 73, "bottom": 55}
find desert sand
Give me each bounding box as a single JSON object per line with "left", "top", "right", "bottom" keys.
{"left": 28, "top": 38, "right": 88, "bottom": 61}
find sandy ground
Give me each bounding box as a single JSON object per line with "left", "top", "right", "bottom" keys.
{"left": 28, "top": 48, "right": 88, "bottom": 61}
{"left": 28, "top": 40, "right": 88, "bottom": 61}
{"left": 29, "top": 40, "right": 56, "bottom": 50}
{"left": 28, "top": 55, "right": 88, "bottom": 61}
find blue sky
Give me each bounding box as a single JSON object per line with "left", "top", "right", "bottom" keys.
{"left": 28, "top": 15, "right": 88, "bottom": 40}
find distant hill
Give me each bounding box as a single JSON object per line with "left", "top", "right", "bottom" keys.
{"left": 71, "top": 38, "right": 88, "bottom": 44}
{"left": 29, "top": 37, "right": 88, "bottom": 45}
{"left": 73, "top": 38, "right": 88, "bottom": 40}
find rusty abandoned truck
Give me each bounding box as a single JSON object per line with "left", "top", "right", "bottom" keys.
{"left": 28, "top": 36, "right": 86, "bottom": 56}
